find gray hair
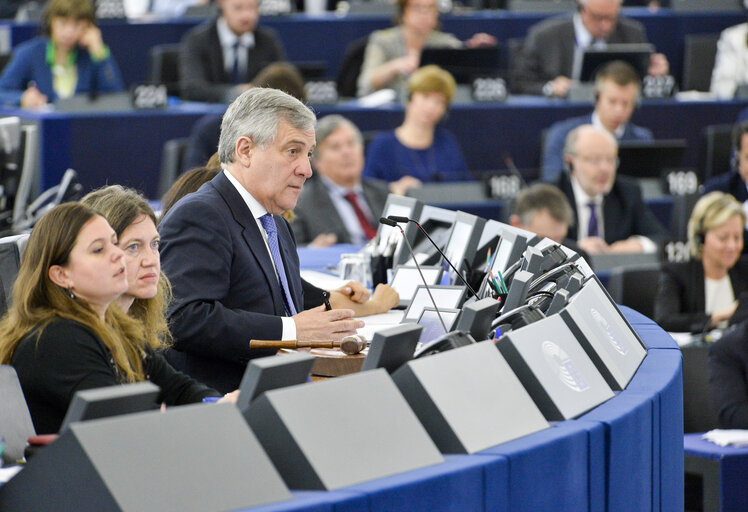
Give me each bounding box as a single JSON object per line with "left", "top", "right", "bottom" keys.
{"left": 313, "top": 115, "right": 363, "bottom": 160}
{"left": 562, "top": 124, "right": 617, "bottom": 160}
{"left": 513, "top": 183, "right": 575, "bottom": 227}
{"left": 218, "top": 87, "right": 316, "bottom": 164}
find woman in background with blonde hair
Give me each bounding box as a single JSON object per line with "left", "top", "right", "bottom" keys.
{"left": 655, "top": 191, "right": 748, "bottom": 333}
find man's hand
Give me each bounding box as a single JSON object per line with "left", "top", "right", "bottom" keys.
{"left": 608, "top": 238, "right": 644, "bottom": 254}
{"left": 710, "top": 301, "right": 739, "bottom": 328}
{"left": 578, "top": 236, "right": 610, "bottom": 254}
{"left": 548, "top": 76, "right": 573, "bottom": 98}
{"left": 465, "top": 33, "right": 498, "bottom": 48}
{"left": 293, "top": 305, "right": 364, "bottom": 341}
{"left": 367, "top": 283, "right": 400, "bottom": 314}
{"left": 218, "top": 390, "right": 240, "bottom": 404}
{"left": 336, "top": 281, "right": 370, "bottom": 303}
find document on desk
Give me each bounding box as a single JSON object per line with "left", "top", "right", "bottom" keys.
{"left": 357, "top": 310, "right": 404, "bottom": 341}
{"left": 702, "top": 429, "right": 748, "bottom": 447}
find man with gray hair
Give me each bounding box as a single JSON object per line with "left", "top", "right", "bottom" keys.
{"left": 512, "top": 0, "right": 668, "bottom": 97}
{"left": 159, "top": 88, "right": 363, "bottom": 392}
{"left": 555, "top": 124, "right": 667, "bottom": 255}
{"left": 292, "top": 115, "right": 390, "bottom": 247}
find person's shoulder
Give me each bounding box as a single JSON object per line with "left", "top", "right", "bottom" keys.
{"left": 612, "top": 174, "right": 642, "bottom": 194}
{"left": 362, "top": 177, "right": 390, "bottom": 193}
{"left": 30, "top": 317, "right": 102, "bottom": 348}
{"left": 369, "top": 27, "right": 399, "bottom": 43}
{"left": 255, "top": 25, "right": 282, "bottom": 40}
{"left": 549, "top": 114, "right": 590, "bottom": 134}
{"left": 529, "top": 14, "right": 573, "bottom": 36}
{"left": 13, "top": 36, "right": 47, "bottom": 55}
{"left": 711, "top": 321, "right": 748, "bottom": 357}
{"left": 617, "top": 15, "right": 645, "bottom": 32}
{"left": 160, "top": 178, "right": 223, "bottom": 226}
{"left": 368, "top": 130, "right": 397, "bottom": 147}
{"left": 182, "top": 18, "right": 217, "bottom": 41}
{"left": 704, "top": 171, "right": 739, "bottom": 193}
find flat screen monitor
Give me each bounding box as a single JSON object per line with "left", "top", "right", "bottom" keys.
{"left": 361, "top": 323, "right": 422, "bottom": 374}
{"left": 417, "top": 307, "right": 461, "bottom": 344}
{"left": 236, "top": 352, "right": 315, "bottom": 413}
{"left": 442, "top": 211, "right": 486, "bottom": 284}
{"left": 402, "top": 285, "right": 466, "bottom": 322}
{"left": 420, "top": 47, "right": 502, "bottom": 83}
{"left": 395, "top": 205, "right": 456, "bottom": 268}
{"left": 390, "top": 265, "right": 443, "bottom": 308}
{"left": 59, "top": 382, "right": 160, "bottom": 433}
{"left": 617, "top": 139, "right": 687, "bottom": 178}
{"left": 579, "top": 43, "right": 654, "bottom": 82}
{"left": 376, "top": 194, "right": 423, "bottom": 255}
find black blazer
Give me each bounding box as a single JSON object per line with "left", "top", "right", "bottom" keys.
{"left": 291, "top": 176, "right": 390, "bottom": 245}
{"left": 179, "top": 20, "right": 286, "bottom": 102}
{"left": 512, "top": 15, "right": 648, "bottom": 95}
{"left": 709, "top": 320, "right": 748, "bottom": 428}
{"left": 159, "top": 172, "right": 303, "bottom": 393}
{"left": 556, "top": 172, "right": 668, "bottom": 244}
{"left": 654, "top": 258, "right": 748, "bottom": 333}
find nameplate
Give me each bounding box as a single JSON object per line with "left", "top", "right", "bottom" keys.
{"left": 642, "top": 75, "right": 676, "bottom": 99}
{"left": 472, "top": 77, "right": 508, "bottom": 102}
{"left": 305, "top": 81, "right": 338, "bottom": 104}
{"left": 130, "top": 84, "right": 168, "bottom": 110}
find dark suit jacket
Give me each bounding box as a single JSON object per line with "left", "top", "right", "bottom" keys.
{"left": 709, "top": 320, "right": 748, "bottom": 429}
{"left": 291, "top": 176, "right": 390, "bottom": 245}
{"left": 540, "top": 113, "right": 653, "bottom": 182}
{"left": 159, "top": 172, "right": 303, "bottom": 392}
{"left": 179, "top": 20, "right": 286, "bottom": 103}
{"left": 704, "top": 171, "right": 748, "bottom": 255}
{"left": 654, "top": 258, "right": 748, "bottom": 333}
{"left": 556, "top": 172, "right": 668, "bottom": 244}
{"left": 512, "top": 15, "right": 648, "bottom": 95}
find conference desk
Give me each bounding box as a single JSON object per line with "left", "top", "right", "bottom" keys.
{"left": 1, "top": 8, "right": 743, "bottom": 88}
{"left": 4, "top": 96, "right": 747, "bottom": 199}
{"left": 224, "top": 307, "right": 683, "bottom": 511}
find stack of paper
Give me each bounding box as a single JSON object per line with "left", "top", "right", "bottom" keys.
{"left": 702, "top": 429, "right": 748, "bottom": 447}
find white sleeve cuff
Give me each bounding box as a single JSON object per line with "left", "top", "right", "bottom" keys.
{"left": 281, "top": 316, "right": 297, "bottom": 341}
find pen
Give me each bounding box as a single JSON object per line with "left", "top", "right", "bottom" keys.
{"left": 322, "top": 290, "right": 332, "bottom": 311}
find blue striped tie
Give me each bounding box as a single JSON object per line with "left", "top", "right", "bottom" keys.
{"left": 259, "top": 214, "right": 297, "bottom": 316}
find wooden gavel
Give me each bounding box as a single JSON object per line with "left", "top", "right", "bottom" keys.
{"left": 250, "top": 334, "right": 367, "bottom": 355}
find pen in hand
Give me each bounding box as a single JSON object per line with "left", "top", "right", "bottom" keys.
{"left": 322, "top": 290, "right": 332, "bottom": 311}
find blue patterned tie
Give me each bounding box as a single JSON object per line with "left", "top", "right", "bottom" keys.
{"left": 259, "top": 214, "right": 297, "bottom": 316}
{"left": 587, "top": 202, "right": 599, "bottom": 238}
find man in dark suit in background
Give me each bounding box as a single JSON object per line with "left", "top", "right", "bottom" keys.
{"left": 512, "top": 0, "right": 668, "bottom": 97}
{"left": 159, "top": 88, "right": 362, "bottom": 392}
{"left": 555, "top": 124, "right": 667, "bottom": 255}
{"left": 179, "top": 0, "right": 286, "bottom": 103}
{"left": 704, "top": 120, "right": 748, "bottom": 254}
{"left": 292, "top": 115, "right": 389, "bottom": 247}
{"left": 541, "top": 60, "right": 653, "bottom": 182}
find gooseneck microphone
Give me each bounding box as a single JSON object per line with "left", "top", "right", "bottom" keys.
{"left": 380, "top": 217, "right": 448, "bottom": 335}
{"left": 387, "top": 215, "right": 480, "bottom": 300}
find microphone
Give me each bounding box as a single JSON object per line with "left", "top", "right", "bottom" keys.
{"left": 380, "top": 217, "right": 448, "bottom": 335}
{"left": 387, "top": 215, "right": 480, "bottom": 300}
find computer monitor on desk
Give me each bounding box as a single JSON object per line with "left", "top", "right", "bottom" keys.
{"left": 579, "top": 44, "right": 653, "bottom": 82}
{"left": 617, "top": 139, "right": 687, "bottom": 179}
{"left": 420, "top": 47, "right": 502, "bottom": 84}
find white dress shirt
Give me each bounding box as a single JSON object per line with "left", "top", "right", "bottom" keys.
{"left": 216, "top": 17, "right": 255, "bottom": 79}
{"left": 321, "top": 176, "right": 374, "bottom": 246}
{"left": 224, "top": 169, "right": 297, "bottom": 341}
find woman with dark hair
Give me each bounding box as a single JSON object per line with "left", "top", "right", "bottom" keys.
{"left": 654, "top": 192, "right": 748, "bottom": 333}
{"left": 0, "top": 203, "right": 225, "bottom": 434}
{"left": 0, "top": 0, "right": 124, "bottom": 107}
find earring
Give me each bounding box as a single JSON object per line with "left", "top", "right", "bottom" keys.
{"left": 67, "top": 287, "right": 75, "bottom": 299}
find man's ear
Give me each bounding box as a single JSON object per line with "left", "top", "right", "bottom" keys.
{"left": 235, "top": 136, "right": 254, "bottom": 167}
{"left": 48, "top": 265, "right": 69, "bottom": 289}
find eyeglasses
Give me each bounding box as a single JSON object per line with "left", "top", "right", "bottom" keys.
{"left": 574, "top": 155, "right": 619, "bottom": 168}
